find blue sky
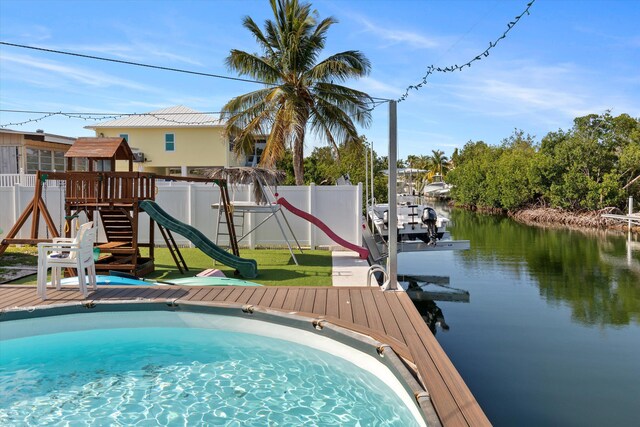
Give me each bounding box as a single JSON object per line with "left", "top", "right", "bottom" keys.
{"left": 1, "top": 0, "right": 639, "bottom": 160}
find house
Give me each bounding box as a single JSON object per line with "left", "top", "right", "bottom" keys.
{"left": 85, "top": 105, "right": 264, "bottom": 176}
{"left": 0, "top": 129, "right": 76, "bottom": 173}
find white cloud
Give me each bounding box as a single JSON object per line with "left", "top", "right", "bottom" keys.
{"left": 441, "top": 60, "right": 638, "bottom": 121}
{"left": 354, "top": 77, "right": 403, "bottom": 96}
{"left": 355, "top": 17, "right": 441, "bottom": 49}
{"left": 64, "top": 42, "right": 204, "bottom": 67}
{"left": 0, "top": 52, "right": 156, "bottom": 92}
{"left": 6, "top": 24, "right": 52, "bottom": 42}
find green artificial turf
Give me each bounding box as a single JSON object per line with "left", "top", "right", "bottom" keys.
{"left": 1, "top": 246, "right": 333, "bottom": 287}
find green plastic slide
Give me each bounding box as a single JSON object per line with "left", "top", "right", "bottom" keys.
{"left": 139, "top": 200, "right": 258, "bottom": 278}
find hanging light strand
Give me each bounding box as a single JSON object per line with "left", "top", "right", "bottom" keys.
{"left": 398, "top": 0, "right": 536, "bottom": 102}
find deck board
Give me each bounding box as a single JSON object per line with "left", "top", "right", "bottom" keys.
{"left": 312, "top": 287, "right": 327, "bottom": 314}
{"left": 359, "top": 287, "right": 384, "bottom": 333}
{"left": 349, "top": 289, "right": 369, "bottom": 328}
{"left": 338, "top": 288, "right": 353, "bottom": 324}
{"left": 0, "top": 284, "right": 489, "bottom": 427}
{"left": 324, "top": 288, "right": 338, "bottom": 317}
{"left": 370, "top": 287, "right": 405, "bottom": 342}
{"left": 257, "top": 287, "right": 277, "bottom": 307}
{"left": 299, "top": 289, "right": 316, "bottom": 313}
{"left": 281, "top": 288, "right": 299, "bottom": 311}
{"left": 246, "top": 287, "right": 267, "bottom": 306}
{"left": 270, "top": 287, "right": 289, "bottom": 309}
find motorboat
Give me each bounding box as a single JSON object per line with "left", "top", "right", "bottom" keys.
{"left": 422, "top": 174, "right": 451, "bottom": 199}
{"left": 367, "top": 194, "right": 450, "bottom": 245}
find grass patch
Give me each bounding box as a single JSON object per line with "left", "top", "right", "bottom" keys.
{"left": 146, "top": 247, "right": 332, "bottom": 286}
{"left": 0, "top": 247, "right": 39, "bottom": 283}
{"left": 2, "top": 247, "right": 333, "bottom": 287}
{"left": 0, "top": 247, "right": 38, "bottom": 267}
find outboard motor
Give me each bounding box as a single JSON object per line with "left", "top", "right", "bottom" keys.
{"left": 382, "top": 210, "right": 389, "bottom": 228}
{"left": 421, "top": 207, "right": 438, "bottom": 245}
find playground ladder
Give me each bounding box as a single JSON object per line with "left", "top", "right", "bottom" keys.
{"left": 217, "top": 181, "right": 240, "bottom": 256}
{"left": 156, "top": 223, "right": 189, "bottom": 274}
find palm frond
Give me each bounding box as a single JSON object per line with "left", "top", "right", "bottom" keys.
{"left": 242, "top": 16, "right": 276, "bottom": 58}
{"left": 309, "top": 51, "right": 371, "bottom": 83}
{"left": 226, "top": 50, "right": 280, "bottom": 83}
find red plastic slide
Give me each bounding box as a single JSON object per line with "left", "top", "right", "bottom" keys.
{"left": 276, "top": 197, "right": 369, "bottom": 259}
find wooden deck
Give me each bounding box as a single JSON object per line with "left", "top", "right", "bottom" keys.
{"left": 0, "top": 285, "right": 490, "bottom": 426}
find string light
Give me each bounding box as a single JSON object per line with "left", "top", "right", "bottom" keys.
{"left": 0, "top": 99, "right": 385, "bottom": 127}
{"left": 0, "top": 110, "right": 226, "bottom": 128}
{"left": 397, "top": 0, "right": 536, "bottom": 102}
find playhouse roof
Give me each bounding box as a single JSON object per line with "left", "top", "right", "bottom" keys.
{"left": 64, "top": 137, "right": 133, "bottom": 160}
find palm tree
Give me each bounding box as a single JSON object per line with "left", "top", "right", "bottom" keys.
{"left": 222, "top": 0, "right": 372, "bottom": 185}
{"left": 430, "top": 149, "right": 449, "bottom": 175}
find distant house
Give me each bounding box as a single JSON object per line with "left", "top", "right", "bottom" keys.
{"left": 0, "top": 129, "right": 76, "bottom": 174}
{"left": 85, "top": 105, "right": 265, "bottom": 176}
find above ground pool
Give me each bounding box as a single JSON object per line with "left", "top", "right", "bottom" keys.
{"left": 0, "top": 305, "right": 427, "bottom": 426}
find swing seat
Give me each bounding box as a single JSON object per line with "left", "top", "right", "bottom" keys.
{"left": 37, "top": 222, "right": 97, "bottom": 300}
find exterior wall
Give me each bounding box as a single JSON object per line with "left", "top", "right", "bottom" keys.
{"left": 0, "top": 133, "right": 23, "bottom": 174}
{"left": 94, "top": 127, "right": 244, "bottom": 172}
{"left": 0, "top": 133, "right": 71, "bottom": 173}
{"left": 0, "top": 132, "right": 23, "bottom": 146}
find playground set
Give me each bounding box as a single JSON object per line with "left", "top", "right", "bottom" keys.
{"left": 0, "top": 137, "right": 258, "bottom": 278}
{"left": 0, "top": 137, "right": 370, "bottom": 285}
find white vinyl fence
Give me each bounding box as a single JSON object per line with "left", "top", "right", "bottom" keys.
{"left": 0, "top": 178, "right": 363, "bottom": 250}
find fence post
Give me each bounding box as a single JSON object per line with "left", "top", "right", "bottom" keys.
{"left": 188, "top": 183, "right": 195, "bottom": 248}
{"left": 309, "top": 183, "right": 316, "bottom": 249}
{"left": 12, "top": 185, "right": 19, "bottom": 237}
{"left": 248, "top": 183, "right": 254, "bottom": 249}
{"left": 356, "top": 182, "right": 363, "bottom": 247}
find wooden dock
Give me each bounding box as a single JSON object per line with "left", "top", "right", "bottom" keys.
{"left": 0, "top": 285, "right": 490, "bottom": 426}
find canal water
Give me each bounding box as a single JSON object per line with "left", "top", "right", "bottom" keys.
{"left": 399, "top": 205, "right": 640, "bottom": 427}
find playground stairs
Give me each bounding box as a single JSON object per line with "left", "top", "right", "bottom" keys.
{"left": 94, "top": 207, "right": 151, "bottom": 276}
{"left": 100, "top": 208, "right": 134, "bottom": 243}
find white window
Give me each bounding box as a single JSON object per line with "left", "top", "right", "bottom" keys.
{"left": 53, "top": 151, "right": 65, "bottom": 171}
{"left": 74, "top": 158, "right": 88, "bottom": 171}
{"left": 25, "top": 148, "right": 63, "bottom": 172}
{"left": 119, "top": 133, "right": 129, "bottom": 143}
{"left": 26, "top": 148, "right": 39, "bottom": 173}
{"left": 165, "top": 133, "right": 175, "bottom": 152}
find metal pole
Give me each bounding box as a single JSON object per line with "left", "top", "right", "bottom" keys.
{"left": 387, "top": 101, "right": 398, "bottom": 290}
{"left": 365, "top": 143, "right": 369, "bottom": 213}
{"left": 370, "top": 143, "right": 374, "bottom": 204}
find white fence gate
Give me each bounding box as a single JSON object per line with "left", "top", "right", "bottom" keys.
{"left": 0, "top": 178, "right": 363, "bottom": 251}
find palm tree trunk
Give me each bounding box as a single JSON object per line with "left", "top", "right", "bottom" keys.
{"left": 293, "top": 137, "right": 305, "bottom": 185}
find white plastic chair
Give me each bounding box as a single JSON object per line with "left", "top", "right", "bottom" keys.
{"left": 37, "top": 221, "right": 97, "bottom": 300}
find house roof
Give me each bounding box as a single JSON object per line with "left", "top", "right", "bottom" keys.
{"left": 64, "top": 137, "right": 133, "bottom": 160}
{"left": 0, "top": 128, "right": 76, "bottom": 145}
{"left": 85, "top": 105, "right": 224, "bottom": 129}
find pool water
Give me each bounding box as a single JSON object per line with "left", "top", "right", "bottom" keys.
{"left": 0, "top": 312, "right": 423, "bottom": 426}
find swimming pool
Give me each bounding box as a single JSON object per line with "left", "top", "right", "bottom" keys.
{"left": 0, "top": 304, "right": 429, "bottom": 426}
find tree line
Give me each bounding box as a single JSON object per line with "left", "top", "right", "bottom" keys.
{"left": 274, "top": 111, "right": 638, "bottom": 214}
{"left": 447, "top": 112, "right": 640, "bottom": 212}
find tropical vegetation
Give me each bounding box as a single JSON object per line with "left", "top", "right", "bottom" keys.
{"left": 222, "top": 0, "right": 373, "bottom": 185}
{"left": 447, "top": 112, "right": 640, "bottom": 212}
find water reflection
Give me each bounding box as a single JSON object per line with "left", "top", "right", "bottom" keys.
{"left": 449, "top": 208, "right": 640, "bottom": 327}
{"left": 414, "top": 300, "right": 449, "bottom": 335}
